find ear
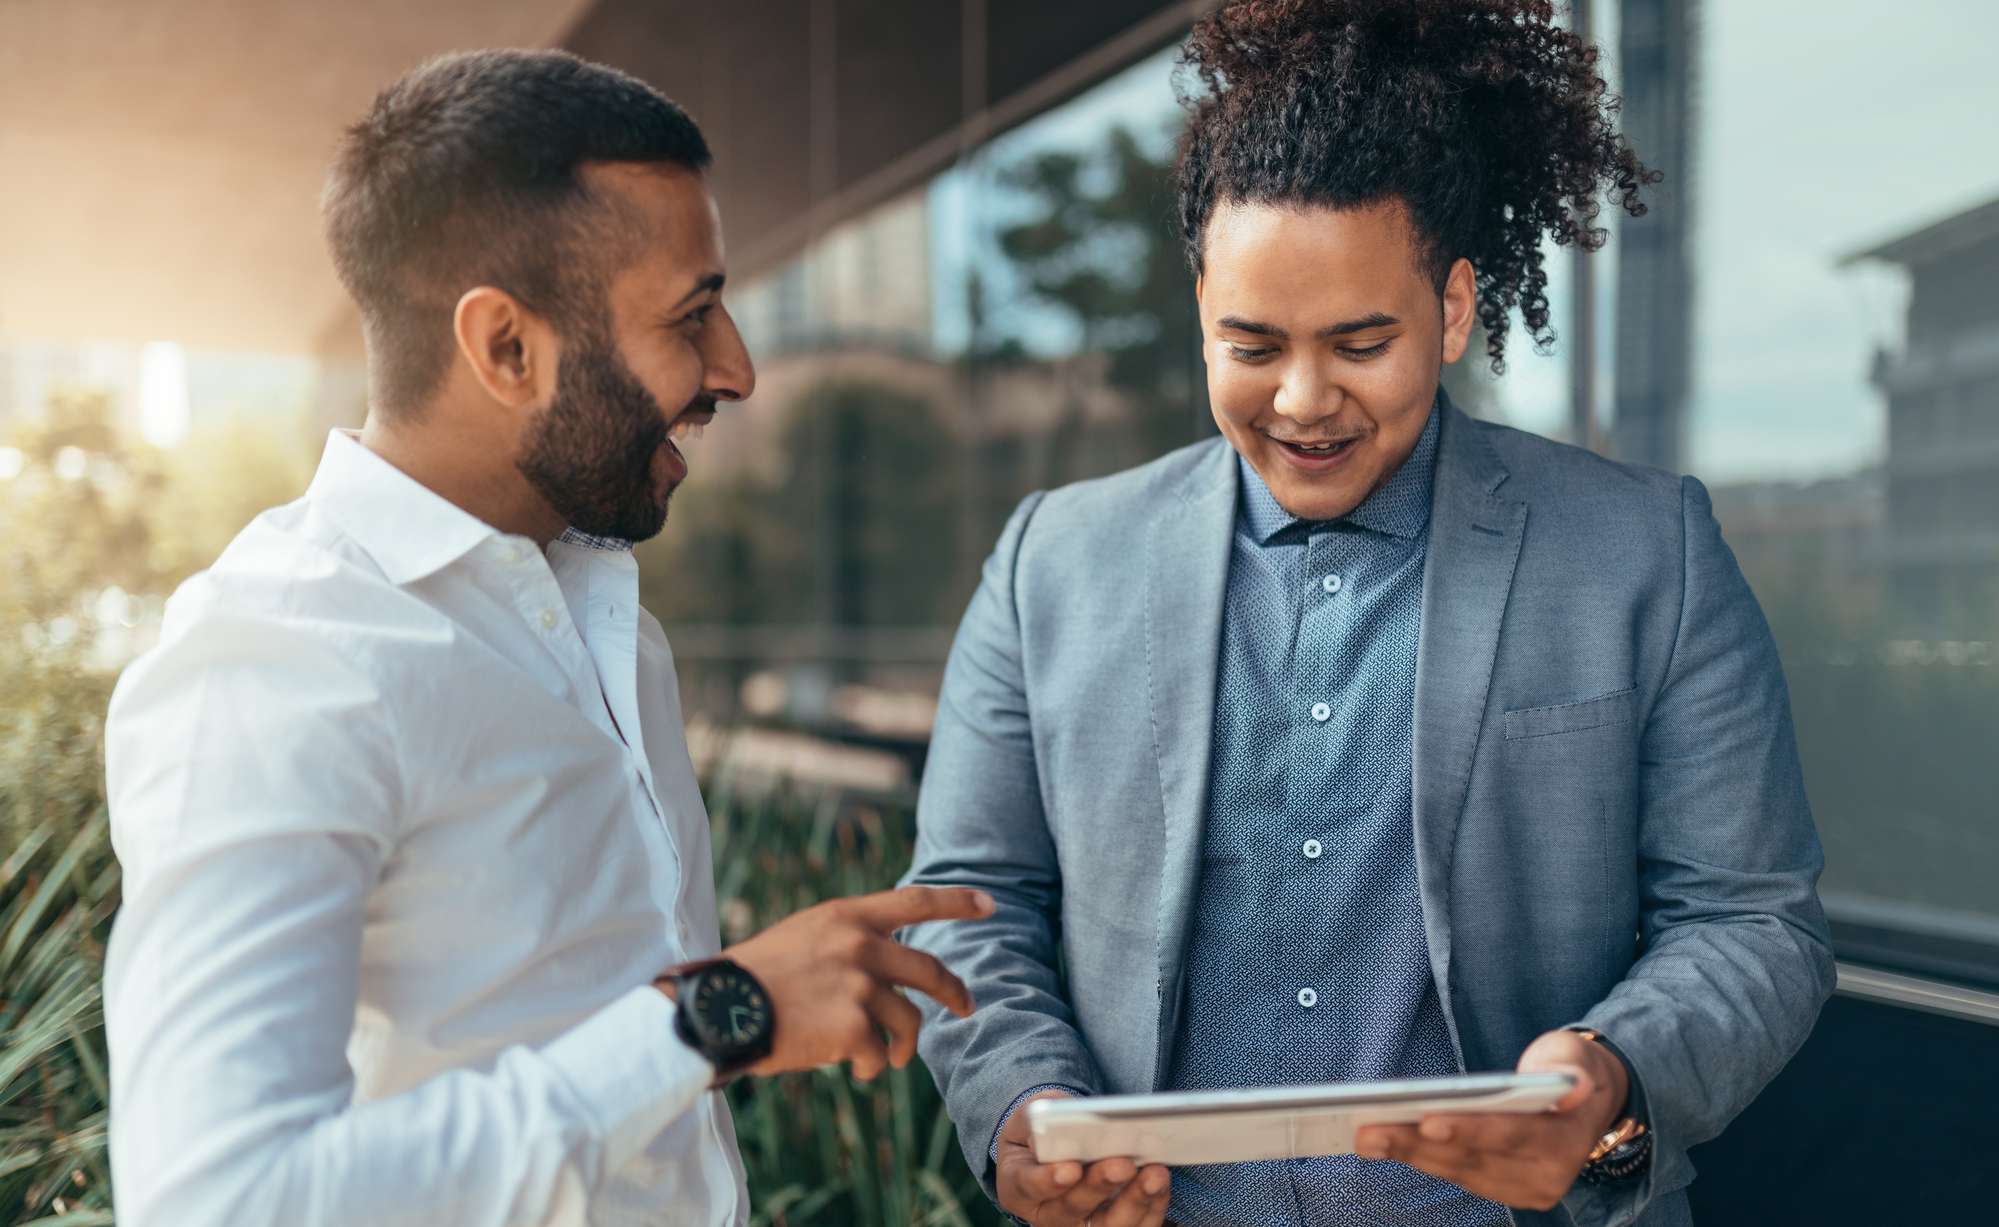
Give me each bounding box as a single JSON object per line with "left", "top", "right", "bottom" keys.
{"left": 1439, "top": 258, "right": 1476, "bottom": 366}
{"left": 453, "top": 286, "right": 557, "bottom": 409}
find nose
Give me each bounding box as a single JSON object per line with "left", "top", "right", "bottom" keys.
{"left": 700, "top": 304, "right": 756, "bottom": 404}
{"left": 1272, "top": 353, "right": 1343, "bottom": 425}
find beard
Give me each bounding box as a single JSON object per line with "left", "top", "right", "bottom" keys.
{"left": 516, "top": 328, "right": 701, "bottom": 543}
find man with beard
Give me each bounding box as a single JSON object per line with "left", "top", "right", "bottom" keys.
{"left": 101, "top": 50, "right": 992, "bottom": 1227}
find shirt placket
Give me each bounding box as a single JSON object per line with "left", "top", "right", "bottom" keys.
{"left": 547, "top": 547, "right": 698, "bottom": 935}
{"left": 1274, "top": 527, "right": 1353, "bottom": 1084}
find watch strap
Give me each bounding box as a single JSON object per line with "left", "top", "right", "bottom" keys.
{"left": 1579, "top": 1117, "right": 1653, "bottom": 1187}
{"left": 656, "top": 956, "right": 729, "bottom": 988}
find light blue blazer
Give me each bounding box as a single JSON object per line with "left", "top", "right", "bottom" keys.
{"left": 902, "top": 395, "right": 1834, "bottom": 1227}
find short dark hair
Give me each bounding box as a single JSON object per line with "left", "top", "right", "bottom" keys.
{"left": 323, "top": 49, "right": 711, "bottom": 416}
{"left": 1177, "top": 0, "right": 1655, "bottom": 370}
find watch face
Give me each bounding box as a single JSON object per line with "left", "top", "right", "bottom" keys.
{"left": 693, "top": 966, "right": 771, "bottom": 1059}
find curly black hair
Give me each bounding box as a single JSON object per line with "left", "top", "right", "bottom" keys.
{"left": 1177, "top": 0, "right": 1654, "bottom": 371}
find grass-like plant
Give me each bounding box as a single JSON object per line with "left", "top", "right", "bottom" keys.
{"left": 708, "top": 772, "right": 999, "bottom": 1227}
{"left": 0, "top": 657, "right": 118, "bottom": 1226}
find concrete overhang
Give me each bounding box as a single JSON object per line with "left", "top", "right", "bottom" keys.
{"left": 0, "top": 0, "right": 1207, "bottom": 358}
{"left": 1840, "top": 193, "right": 1999, "bottom": 270}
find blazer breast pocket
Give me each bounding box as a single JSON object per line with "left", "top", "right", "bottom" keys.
{"left": 1502, "top": 687, "right": 1637, "bottom": 740}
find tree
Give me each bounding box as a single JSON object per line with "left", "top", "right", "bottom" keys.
{"left": 995, "top": 125, "right": 1206, "bottom": 469}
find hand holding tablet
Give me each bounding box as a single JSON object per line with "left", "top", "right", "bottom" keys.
{"left": 995, "top": 1089, "right": 1172, "bottom": 1227}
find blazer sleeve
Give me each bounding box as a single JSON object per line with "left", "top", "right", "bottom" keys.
{"left": 1563, "top": 476, "right": 1836, "bottom": 1227}
{"left": 899, "top": 491, "right": 1107, "bottom": 1198}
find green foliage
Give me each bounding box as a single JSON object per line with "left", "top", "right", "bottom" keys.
{"left": 0, "top": 658, "right": 117, "bottom": 1227}
{"left": 0, "top": 394, "right": 129, "bottom": 1225}
{"left": 709, "top": 775, "right": 998, "bottom": 1227}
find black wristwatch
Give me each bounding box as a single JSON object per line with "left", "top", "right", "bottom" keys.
{"left": 662, "top": 958, "right": 774, "bottom": 1084}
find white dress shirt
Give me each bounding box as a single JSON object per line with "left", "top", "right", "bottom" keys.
{"left": 104, "top": 430, "right": 745, "bottom": 1227}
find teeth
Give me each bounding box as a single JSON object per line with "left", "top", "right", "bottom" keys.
{"left": 668, "top": 420, "right": 706, "bottom": 442}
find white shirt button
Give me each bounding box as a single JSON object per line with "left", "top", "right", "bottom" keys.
{"left": 1311, "top": 702, "right": 1331, "bottom": 722}
{"left": 500, "top": 545, "right": 522, "bottom": 564}
{"left": 1322, "top": 574, "right": 1342, "bottom": 594}
{"left": 538, "top": 608, "right": 558, "bottom": 629}
{"left": 1303, "top": 838, "right": 1323, "bottom": 859}
{"left": 1298, "top": 988, "right": 1318, "bottom": 1008}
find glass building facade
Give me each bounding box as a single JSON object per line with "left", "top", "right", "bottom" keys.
{"left": 640, "top": 4, "right": 1999, "bottom": 953}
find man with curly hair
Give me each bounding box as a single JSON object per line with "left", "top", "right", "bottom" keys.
{"left": 901, "top": 3, "right": 1832, "bottom": 1226}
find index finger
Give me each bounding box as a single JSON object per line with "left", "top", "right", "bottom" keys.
{"left": 865, "top": 939, "right": 976, "bottom": 1017}
{"left": 849, "top": 885, "right": 996, "bottom": 932}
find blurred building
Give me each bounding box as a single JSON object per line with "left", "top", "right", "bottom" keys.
{"left": 1853, "top": 193, "right": 1999, "bottom": 630}
{"left": 1708, "top": 470, "right": 1885, "bottom": 585}
{"left": 1612, "top": 0, "right": 1699, "bottom": 472}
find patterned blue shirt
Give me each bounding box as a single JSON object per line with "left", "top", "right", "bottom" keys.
{"left": 1164, "top": 406, "right": 1506, "bottom": 1227}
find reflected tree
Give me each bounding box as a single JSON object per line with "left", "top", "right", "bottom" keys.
{"left": 640, "top": 382, "right": 962, "bottom": 630}
{"left": 995, "top": 125, "right": 1205, "bottom": 471}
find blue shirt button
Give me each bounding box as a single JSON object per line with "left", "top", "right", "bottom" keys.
{"left": 1311, "top": 702, "right": 1331, "bottom": 722}
{"left": 1322, "top": 574, "right": 1342, "bottom": 593}
{"left": 1302, "top": 839, "right": 1323, "bottom": 859}
{"left": 1297, "top": 988, "right": 1318, "bottom": 1008}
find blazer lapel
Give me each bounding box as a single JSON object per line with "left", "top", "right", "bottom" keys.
{"left": 1414, "top": 399, "right": 1526, "bottom": 1062}
{"left": 1144, "top": 439, "right": 1237, "bottom": 1087}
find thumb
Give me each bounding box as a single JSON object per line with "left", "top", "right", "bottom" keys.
{"left": 1534, "top": 1063, "right": 1594, "bottom": 1113}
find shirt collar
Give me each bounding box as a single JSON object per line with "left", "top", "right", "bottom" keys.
{"left": 557, "top": 527, "right": 635, "bottom": 553}
{"left": 307, "top": 430, "right": 505, "bottom": 586}
{"left": 1236, "top": 399, "right": 1442, "bottom": 544}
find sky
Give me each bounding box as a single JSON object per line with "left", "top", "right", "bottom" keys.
{"left": 932, "top": 0, "right": 1999, "bottom": 488}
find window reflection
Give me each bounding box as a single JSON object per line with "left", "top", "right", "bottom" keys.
{"left": 651, "top": 18, "right": 1999, "bottom": 940}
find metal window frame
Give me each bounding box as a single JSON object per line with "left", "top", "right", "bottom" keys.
{"left": 1822, "top": 891, "right": 1999, "bottom": 1025}
{"left": 1833, "top": 963, "right": 1999, "bottom": 1026}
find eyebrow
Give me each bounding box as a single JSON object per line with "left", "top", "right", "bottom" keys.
{"left": 1215, "top": 311, "right": 1400, "bottom": 339}
{"left": 672, "top": 272, "right": 726, "bottom": 309}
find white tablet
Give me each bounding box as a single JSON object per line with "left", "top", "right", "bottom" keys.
{"left": 1025, "top": 1072, "right": 1574, "bottom": 1167}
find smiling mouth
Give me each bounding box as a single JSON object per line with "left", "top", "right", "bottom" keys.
{"left": 1271, "top": 436, "right": 1360, "bottom": 460}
